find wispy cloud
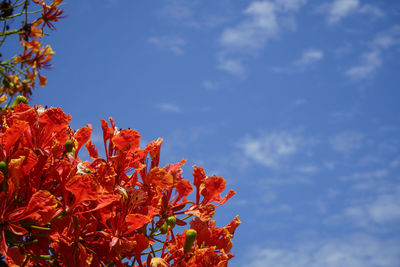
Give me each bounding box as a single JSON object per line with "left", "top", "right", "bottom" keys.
{"left": 238, "top": 131, "right": 316, "bottom": 168}
{"left": 346, "top": 25, "right": 400, "bottom": 80}
{"left": 273, "top": 49, "right": 323, "bottom": 72}
{"left": 345, "top": 186, "right": 400, "bottom": 229}
{"left": 155, "top": 103, "right": 181, "bottom": 113}
{"left": 148, "top": 36, "right": 187, "bottom": 55}
{"left": 159, "top": 0, "right": 196, "bottom": 21}
{"left": 219, "top": 1, "right": 278, "bottom": 53}
{"left": 345, "top": 50, "right": 382, "bottom": 80}
{"left": 246, "top": 234, "right": 400, "bottom": 267}
{"left": 159, "top": 0, "right": 232, "bottom": 28}
{"left": 318, "top": 0, "right": 384, "bottom": 24}
{"left": 256, "top": 203, "right": 292, "bottom": 214}
{"left": 217, "top": 0, "right": 307, "bottom": 76}
{"left": 259, "top": 176, "right": 311, "bottom": 187}
{"left": 390, "top": 158, "right": 400, "bottom": 168}
{"left": 217, "top": 57, "right": 246, "bottom": 77}
{"left": 202, "top": 80, "right": 219, "bottom": 90}
{"left": 341, "top": 169, "right": 388, "bottom": 181}
{"left": 294, "top": 49, "right": 323, "bottom": 66}
{"left": 330, "top": 131, "right": 364, "bottom": 155}
{"left": 296, "top": 164, "right": 319, "bottom": 174}
{"left": 327, "top": 0, "right": 359, "bottom": 24}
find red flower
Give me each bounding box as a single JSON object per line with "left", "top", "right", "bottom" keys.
{"left": 0, "top": 105, "right": 239, "bottom": 266}
{"left": 37, "top": 1, "right": 65, "bottom": 30}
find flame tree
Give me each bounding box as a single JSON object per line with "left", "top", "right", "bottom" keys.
{"left": 0, "top": 1, "right": 240, "bottom": 266}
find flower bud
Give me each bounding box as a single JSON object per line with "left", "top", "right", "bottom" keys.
{"left": 0, "top": 161, "right": 8, "bottom": 177}
{"left": 183, "top": 229, "right": 197, "bottom": 253}
{"left": 11, "top": 95, "right": 28, "bottom": 108}
{"left": 166, "top": 215, "right": 176, "bottom": 229}
{"left": 159, "top": 221, "right": 168, "bottom": 234}
{"left": 64, "top": 139, "right": 73, "bottom": 153}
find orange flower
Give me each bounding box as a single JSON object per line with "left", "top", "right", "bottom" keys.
{"left": 37, "top": 1, "right": 65, "bottom": 30}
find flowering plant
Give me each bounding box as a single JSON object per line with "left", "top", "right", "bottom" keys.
{"left": 0, "top": 0, "right": 63, "bottom": 106}
{"left": 0, "top": 1, "right": 240, "bottom": 266}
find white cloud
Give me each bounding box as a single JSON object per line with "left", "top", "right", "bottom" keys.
{"left": 202, "top": 80, "right": 218, "bottom": 90}
{"left": 257, "top": 203, "right": 292, "bottom": 214}
{"left": 358, "top": 4, "right": 385, "bottom": 18}
{"left": 328, "top": 0, "right": 360, "bottom": 24}
{"left": 294, "top": 49, "right": 324, "bottom": 66}
{"left": 330, "top": 131, "right": 364, "bottom": 154}
{"left": 345, "top": 50, "right": 382, "bottom": 80}
{"left": 217, "top": 0, "right": 307, "bottom": 76}
{"left": 390, "top": 158, "right": 400, "bottom": 168}
{"left": 319, "top": 0, "right": 384, "bottom": 24}
{"left": 296, "top": 164, "right": 319, "bottom": 174}
{"left": 155, "top": 103, "right": 181, "bottom": 113}
{"left": 341, "top": 169, "right": 388, "bottom": 181}
{"left": 324, "top": 161, "right": 336, "bottom": 170}
{"left": 275, "top": 0, "right": 307, "bottom": 12}
{"left": 238, "top": 131, "right": 316, "bottom": 168}
{"left": 357, "top": 155, "right": 380, "bottom": 166}
{"left": 345, "top": 25, "right": 400, "bottom": 80}
{"left": 159, "top": 0, "right": 195, "bottom": 20}
{"left": 294, "top": 98, "right": 307, "bottom": 105}
{"left": 373, "top": 25, "right": 400, "bottom": 49}
{"left": 273, "top": 49, "right": 323, "bottom": 72}
{"left": 259, "top": 176, "right": 311, "bottom": 187}
{"left": 220, "top": 1, "right": 278, "bottom": 53}
{"left": 247, "top": 234, "right": 400, "bottom": 267}
{"left": 217, "top": 57, "right": 246, "bottom": 77}
{"left": 148, "top": 36, "right": 187, "bottom": 55}
{"left": 345, "top": 186, "right": 400, "bottom": 228}
{"left": 159, "top": 0, "right": 232, "bottom": 28}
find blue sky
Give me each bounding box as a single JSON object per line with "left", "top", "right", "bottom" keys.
{"left": 29, "top": 0, "right": 400, "bottom": 266}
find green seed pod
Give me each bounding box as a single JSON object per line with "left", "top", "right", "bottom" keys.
{"left": 159, "top": 221, "right": 168, "bottom": 234}
{"left": 0, "top": 161, "right": 8, "bottom": 177}
{"left": 166, "top": 216, "right": 176, "bottom": 229}
{"left": 64, "top": 139, "right": 74, "bottom": 153}
{"left": 183, "top": 229, "right": 197, "bottom": 253}
{"left": 11, "top": 95, "right": 28, "bottom": 108}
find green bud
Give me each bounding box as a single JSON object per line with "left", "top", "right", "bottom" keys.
{"left": 0, "top": 161, "right": 8, "bottom": 177}
{"left": 166, "top": 216, "right": 176, "bottom": 229}
{"left": 159, "top": 221, "right": 168, "bottom": 234}
{"left": 183, "top": 229, "right": 197, "bottom": 253}
{"left": 11, "top": 95, "right": 28, "bottom": 108}
{"left": 64, "top": 140, "right": 74, "bottom": 153}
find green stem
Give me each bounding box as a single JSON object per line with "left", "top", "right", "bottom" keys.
{"left": 0, "top": 29, "right": 22, "bottom": 36}
{"left": 141, "top": 247, "right": 163, "bottom": 256}
{"left": 0, "top": 9, "right": 42, "bottom": 21}
{"left": 28, "top": 254, "right": 52, "bottom": 260}
{"left": 150, "top": 244, "right": 156, "bottom": 257}
{"left": 30, "top": 225, "right": 51, "bottom": 231}
{"left": 149, "top": 236, "right": 163, "bottom": 243}
{"left": 180, "top": 214, "right": 193, "bottom": 221}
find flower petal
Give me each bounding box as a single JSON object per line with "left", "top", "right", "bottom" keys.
{"left": 74, "top": 124, "right": 92, "bottom": 155}
{"left": 1, "top": 120, "right": 29, "bottom": 152}
{"left": 85, "top": 140, "right": 98, "bottom": 159}
{"left": 125, "top": 214, "right": 152, "bottom": 234}
{"left": 16, "top": 190, "right": 58, "bottom": 225}
{"left": 112, "top": 129, "right": 140, "bottom": 153}
{"left": 65, "top": 174, "right": 99, "bottom": 209}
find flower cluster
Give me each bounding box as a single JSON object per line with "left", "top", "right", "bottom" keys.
{"left": 0, "top": 102, "right": 240, "bottom": 266}
{"left": 0, "top": 0, "right": 64, "bottom": 106}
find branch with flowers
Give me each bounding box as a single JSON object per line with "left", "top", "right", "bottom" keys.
{"left": 0, "top": 1, "right": 240, "bottom": 266}
{"left": 0, "top": 0, "right": 64, "bottom": 108}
